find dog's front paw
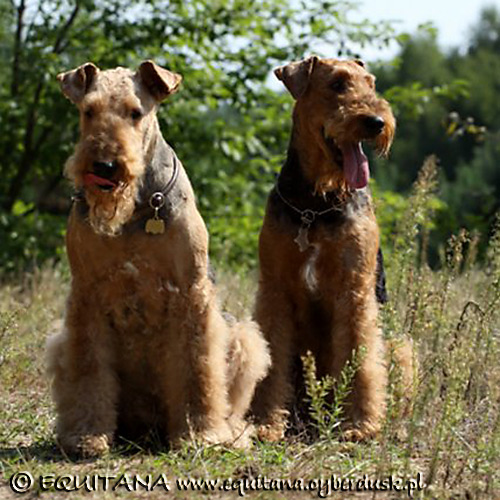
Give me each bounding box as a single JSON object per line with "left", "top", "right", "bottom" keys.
{"left": 59, "top": 433, "right": 111, "bottom": 458}
{"left": 228, "top": 417, "right": 255, "bottom": 449}
{"left": 197, "top": 423, "right": 235, "bottom": 446}
{"left": 342, "top": 421, "right": 380, "bottom": 442}
{"left": 79, "top": 434, "right": 111, "bottom": 457}
{"left": 257, "top": 422, "right": 286, "bottom": 442}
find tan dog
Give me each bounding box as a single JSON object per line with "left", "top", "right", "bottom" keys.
{"left": 252, "top": 56, "right": 413, "bottom": 441}
{"left": 46, "top": 61, "right": 270, "bottom": 456}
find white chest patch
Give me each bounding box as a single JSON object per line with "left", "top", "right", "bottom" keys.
{"left": 165, "top": 280, "right": 180, "bottom": 293}
{"left": 122, "top": 261, "right": 139, "bottom": 276}
{"left": 301, "top": 243, "right": 321, "bottom": 293}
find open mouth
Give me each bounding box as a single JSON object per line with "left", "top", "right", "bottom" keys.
{"left": 324, "top": 134, "right": 370, "bottom": 190}
{"left": 83, "top": 173, "right": 118, "bottom": 192}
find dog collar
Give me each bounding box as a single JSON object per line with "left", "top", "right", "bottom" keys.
{"left": 274, "top": 177, "right": 343, "bottom": 252}
{"left": 144, "top": 153, "right": 179, "bottom": 235}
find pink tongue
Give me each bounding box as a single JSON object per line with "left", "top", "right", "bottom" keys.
{"left": 341, "top": 143, "right": 369, "bottom": 189}
{"left": 84, "top": 173, "right": 117, "bottom": 188}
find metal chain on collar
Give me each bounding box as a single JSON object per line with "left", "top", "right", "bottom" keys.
{"left": 274, "top": 177, "right": 344, "bottom": 252}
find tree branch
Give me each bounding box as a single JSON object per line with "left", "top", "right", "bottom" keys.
{"left": 4, "top": 3, "right": 81, "bottom": 210}
{"left": 3, "top": 80, "right": 44, "bottom": 211}
{"left": 36, "top": 173, "right": 70, "bottom": 215}
{"left": 11, "top": 0, "right": 25, "bottom": 97}
{"left": 53, "top": 3, "right": 79, "bottom": 54}
{"left": 33, "top": 125, "right": 55, "bottom": 156}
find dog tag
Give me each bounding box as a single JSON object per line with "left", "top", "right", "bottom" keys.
{"left": 145, "top": 217, "right": 165, "bottom": 235}
{"left": 294, "top": 225, "right": 310, "bottom": 252}
{"left": 294, "top": 209, "right": 316, "bottom": 252}
{"left": 145, "top": 192, "right": 166, "bottom": 235}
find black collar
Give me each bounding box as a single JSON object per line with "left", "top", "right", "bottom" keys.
{"left": 274, "top": 174, "right": 344, "bottom": 228}
{"left": 271, "top": 147, "right": 351, "bottom": 228}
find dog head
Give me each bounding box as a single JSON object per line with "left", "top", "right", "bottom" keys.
{"left": 58, "top": 60, "right": 182, "bottom": 235}
{"left": 275, "top": 56, "right": 395, "bottom": 191}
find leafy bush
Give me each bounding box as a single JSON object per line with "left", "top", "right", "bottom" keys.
{"left": 0, "top": 201, "right": 65, "bottom": 273}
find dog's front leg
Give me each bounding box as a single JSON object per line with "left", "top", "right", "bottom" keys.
{"left": 163, "top": 278, "right": 234, "bottom": 446}
{"left": 329, "top": 296, "right": 387, "bottom": 440}
{"left": 319, "top": 231, "right": 388, "bottom": 441}
{"left": 46, "top": 289, "right": 118, "bottom": 457}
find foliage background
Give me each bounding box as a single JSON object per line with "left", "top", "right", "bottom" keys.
{"left": 0, "top": 3, "right": 499, "bottom": 499}
{"left": 0, "top": 0, "right": 498, "bottom": 273}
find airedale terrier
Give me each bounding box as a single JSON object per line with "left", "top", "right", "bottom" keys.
{"left": 46, "top": 60, "right": 270, "bottom": 456}
{"left": 252, "top": 56, "right": 414, "bottom": 441}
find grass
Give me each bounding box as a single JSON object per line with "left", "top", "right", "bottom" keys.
{"left": 1, "top": 161, "right": 499, "bottom": 499}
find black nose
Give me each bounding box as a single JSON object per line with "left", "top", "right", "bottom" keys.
{"left": 93, "top": 161, "right": 117, "bottom": 179}
{"left": 364, "top": 115, "right": 385, "bottom": 135}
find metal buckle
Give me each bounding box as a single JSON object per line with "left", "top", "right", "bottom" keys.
{"left": 301, "top": 209, "right": 316, "bottom": 225}
{"left": 149, "top": 192, "right": 166, "bottom": 210}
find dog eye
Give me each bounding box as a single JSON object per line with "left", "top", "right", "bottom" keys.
{"left": 131, "top": 109, "right": 143, "bottom": 121}
{"left": 330, "top": 77, "right": 347, "bottom": 93}
{"left": 84, "top": 108, "right": 94, "bottom": 119}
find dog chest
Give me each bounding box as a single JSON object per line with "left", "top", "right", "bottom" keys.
{"left": 101, "top": 261, "right": 180, "bottom": 333}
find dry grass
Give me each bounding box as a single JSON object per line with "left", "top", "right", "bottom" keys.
{"left": 1, "top": 162, "right": 499, "bottom": 499}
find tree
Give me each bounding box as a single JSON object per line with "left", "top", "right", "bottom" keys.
{"left": 468, "top": 5, "right": 500, "bottom": 54}
{"left": 371, "top": 7, "right": 500, "bottom": 262}
{"left": 0, "top": 0, "right": 395, "bottom": 270}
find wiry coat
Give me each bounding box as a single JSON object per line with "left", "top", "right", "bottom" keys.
{"left": 252, "top": 57, "right": 414, "bottom": 441}
{"left": 46, "top": 61, "right": 270, "bottom": 456}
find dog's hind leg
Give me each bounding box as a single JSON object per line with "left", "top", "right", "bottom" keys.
{"left": 251, "top": 285, "right": 297, "bottom": 442}
{"left": 226, "top": 320, "right": 271, "bottom": 445}
{"left": 46, "top": 291, "right": 119, "bottom": 457}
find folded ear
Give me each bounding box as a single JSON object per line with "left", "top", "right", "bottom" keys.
{"left": 57, "top": 63, "right": 99, "bottom": 104}
{"left": 274, "top": 55, "right": 319, "bottom": 99}
{"left": 138, "top": 60, "right": 182, "bottom": 102}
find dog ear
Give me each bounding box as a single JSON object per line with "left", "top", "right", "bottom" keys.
{"left": 274, "top": 55, "right": 319, "bottom": 99}
{"left": 138, "top": 60, "right": 182, "bottom": 102}
{"left": 57, "top": 63, "right": 99, "bottom": 104}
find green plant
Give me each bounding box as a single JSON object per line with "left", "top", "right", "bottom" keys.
{"left": 301, "top": 348, "right": 364, "bottom": 441}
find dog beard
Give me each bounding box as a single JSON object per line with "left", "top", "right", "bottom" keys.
{"left": 86, "top": 182, "right": 138, "bottom": 236}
